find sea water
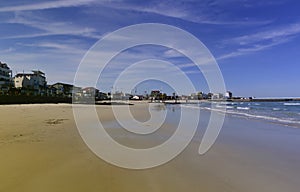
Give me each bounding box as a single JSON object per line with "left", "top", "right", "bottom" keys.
{"left": 180, "top": 101, "right": 300, "bottom": 128}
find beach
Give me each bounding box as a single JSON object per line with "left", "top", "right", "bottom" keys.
{"left": 1, "top": 103, "right": 300, "bottom": 192}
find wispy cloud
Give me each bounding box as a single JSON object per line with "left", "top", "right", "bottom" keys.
{"left": 0, "top": 0, "right": 97, "bottom": 12}
{"left": 2, "top": 12, "right": 100, "bottom": 39}
{"left": 89, "top": 1, "right": 271, "bottom": 26}
{"left": 229, "top": 23, "right": 300, "bottom": 45}
{"left": 18, "top": 41, "right": 87, "bottom": 55}
{"left": 0, "top": 47, "right": 15, "bottom": 54}
{"left": 176, "top": 63, "right": 197, "bottom": 68}
{"left": 218, "top": 38, "right": 290, "bottom": 60}
{"left": 163, "top": 49, "right": 184, "bottom": 58}
{"left": 219, "top": 23, "right": 300, "bottom": 60}
{"left": 142, "top": 3, "right": 267, "bottom": 25}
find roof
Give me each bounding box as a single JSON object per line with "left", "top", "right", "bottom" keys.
{"left": 15, "top": 73, "right": 46, "bottom": 77}
{"left": 0, "top": 62, "right": 10, "bottom": 69}
{"left": 15, "top": 73, "right": 34, "bottom": 77}
{"left": 52, "top": 82, "right": 74, "bottom": 87}
{"left": 32, "top": 70, "right": 45, "bottom": 75}
{"left": 82, "top": 87, "right": 99, "bottom": 90}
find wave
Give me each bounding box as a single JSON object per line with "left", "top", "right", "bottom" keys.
{"left": 273, "top": 108, "right": 281, "bottom": 111}
{"left": 226, "top": 106, "right": 234, "bottom": 109}
{"left": 237, "top": 107, "right": 250, "bottom": 110}
{"left": 226, "top": 111, "right": 300, "bottom": 125}
{"left": 217, "top": 108, "right": 300, "bottom": 126}
{"left": 284, "top": 103, "right": 300, "bottom": 106}
{"left": 181, "top": 104, "right": 300, "bottom": 127}
{"left": 216, "top": 105, "right": 234, "bottom": 109}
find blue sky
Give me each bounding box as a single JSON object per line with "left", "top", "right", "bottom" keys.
{"left": 0, "top": 0, "right": 300, "bottom": 97}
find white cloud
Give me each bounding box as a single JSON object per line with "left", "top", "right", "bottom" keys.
{"left": 229, "top": 23, "right": 300, "bottom": 45}
{"left": 0, "top": 0, "right": 97, "bottom": 12}
{"left": 176, "top": 63, "right": 196, "bottom": 68}
{"left": 219, "top": 23, "right": 300, "bottom": 60}
{"left": 19, "top": 41, "right": 87, "bottom": 55}
{"left": 86, "top": 1, "right": 271, "bottom": 26}
{"left": 163, "top": 49, "right": 183, "bottom": 58}
{"left": 3, "top": 12, "right": 101, "bottom": 39}
{"left": 218, "top": 38, "right": 291, "bottom": 60}
{"left": 0, "top": 47, "right": 15, "bottom": 54}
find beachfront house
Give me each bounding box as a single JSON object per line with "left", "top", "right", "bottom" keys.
{"left": 51, "top": 82, "right": 81, "bottom": 97}
{"left": 111, "top": 91, "right": 124, "bottom": 100}
{"left": 82, "top": 87, "right": 100, "bottom": 99}
{"left": 190, "top": 93, "right": 199, "bottom": 100}
{"left": 212, "top": 93, "right": 224, "bottom": 100}
{"left": 0, "top": 62, "right": 13, "bottom": 94}
{"left": 225, "top": 91, "right": 233, "bottom": 99}
{"left": 14, "top": 70, "right": 47, "bottom": 95}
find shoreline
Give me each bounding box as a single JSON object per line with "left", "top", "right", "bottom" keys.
{"left": 1, "top": 94, "right": 300, "bottom": 105}
{"left": 165, "top": 98, "right": 300, "bottom": 104}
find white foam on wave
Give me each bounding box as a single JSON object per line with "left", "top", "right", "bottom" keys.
{"left": 237, "top": 107, "right": 250, "bottom": 110}
{"left": 216, "top": 105, "right": 234, "bottom": 109}
{"left": 181, "top": 104, "right": 300, "bottom": 127}
{"left": 273, "top": 108, "right": 281, "bottom": 111}
{"left": 284, "top": 103, "right": 300, "bottom": 106}
{"left": 223, "top": 109, "right": 300, "bottom": 125}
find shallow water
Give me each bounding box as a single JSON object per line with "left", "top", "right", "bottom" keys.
{"left": 181, "top": 101, "right": 300, "bottom": 128}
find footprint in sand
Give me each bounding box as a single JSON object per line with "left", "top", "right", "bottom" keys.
{"left": 45, "top": 119, "right": 68, "bottom": 125}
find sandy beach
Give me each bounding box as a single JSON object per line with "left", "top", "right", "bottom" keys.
{"left": 0, "top": 103, "right": 300, "bottom": 192}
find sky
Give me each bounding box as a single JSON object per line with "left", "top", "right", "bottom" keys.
{"left": 0, "top": 0, "right": 300, "bottom": 97}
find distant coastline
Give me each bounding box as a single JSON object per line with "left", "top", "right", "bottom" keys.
{"left": 225, "top": 98, "right": 300, "bottom": 102}
{"left": 164, "top": 98, "right": 300, "bottom": 104}
{"left": 1, "top": 95, "right": 299, "bottom": 105}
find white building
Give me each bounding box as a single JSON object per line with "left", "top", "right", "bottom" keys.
{"left": 225, "top": 91, "right": 233, "bottom": 99}
{"left": 14, "top": 70, "right": 47, "bottom": 95}
{"left": 0, "top": 62, "right": 13, "bottom": 91}
{"left": 111, "top": 91, "right": 124, "bottom": 100}
{"left": 212, "top": 93, "right": 224, "bottom": 100}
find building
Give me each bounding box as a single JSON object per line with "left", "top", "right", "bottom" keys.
{"left": 98, "top": 92, "right": 108, "bottom": 100}
{"left": 225, "top": 91, "right": 233, "bottom": 99}
{"left": 47, "top": 85, "right": 57, "bottom": 96}
{"left": 190, "top": 93, "right": 198, "bottom": 100}
{"left": 0, "top": 62, "right": 13, "bottom": 93}
{"left": 82, "top": 87, "right": 99, "bottom": 98}
{"left": 212, "top": 93, "right": 224, "bottom": 100}
{"left": 51, "top": 82, "right": 74, "bottom": 97}
{"left": 14, "top": 70, "right": 46, "bottom": 95}
{"left": 111, "top": 91, "right": 123, "bottom": 100}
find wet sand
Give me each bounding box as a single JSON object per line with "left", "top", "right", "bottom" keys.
{"left": 0, "top": 104, "right": 300, "bottom": 192}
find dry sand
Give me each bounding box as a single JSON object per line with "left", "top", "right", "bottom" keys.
{"left": 0, "top": 104, "right": 299, "bottom": 192}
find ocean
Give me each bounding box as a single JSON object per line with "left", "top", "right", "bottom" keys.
{"left": 181, "top": 101, "right": 300, "bottom": 128}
